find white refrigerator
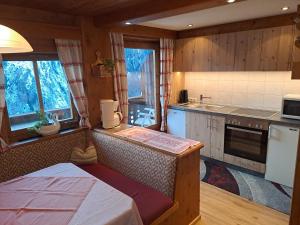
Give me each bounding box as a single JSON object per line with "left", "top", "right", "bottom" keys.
{"left": 265, "top": 124, "right": 299, "bottom": 188}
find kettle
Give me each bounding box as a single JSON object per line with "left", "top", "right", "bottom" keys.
{"left": 100, "top": 99, "right": 123, "bottom": 129}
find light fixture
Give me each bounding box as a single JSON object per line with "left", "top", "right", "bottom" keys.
{"left": 227, "top": 0, "right": 236, "bottom": 3}
{"left": 125, "top": 22, "right": 132, "bottom": 25}
{"left": 0, "top": 25, "right": 33, "bottom": 53}
{"left": 282, "top": 6, "right": 289, "bottom": 11}
{"left": 187, "top": 24, "right": 193, "bottom": 27}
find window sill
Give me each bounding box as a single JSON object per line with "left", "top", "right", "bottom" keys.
{"left": 7, "top": 127, "right": 88, "bottom": 151}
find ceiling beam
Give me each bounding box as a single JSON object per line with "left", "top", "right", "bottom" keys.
{"left": 177, "top": 13, "right": 297, "bottom": 39}
{"left": 109, "top": 25, "right": 177, "bottom": 39}
{"left": 94, "top": 0, "right": 245, "bottom": 26}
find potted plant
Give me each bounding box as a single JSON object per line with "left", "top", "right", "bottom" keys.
{"left": 28, "top": 112, "right": 60, "bottom": 136}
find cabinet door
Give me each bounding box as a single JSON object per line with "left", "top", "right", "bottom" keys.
{"left": 167, "top": 109, "right": 186, "bottom": 138}
{"left": 186, "top": 112, "right": 211, "bottom": 157}
{"left": 210, "top": 116, "right": 225, "bottom": 161}
{"left": 174, "top": 39, "right": 184, "bottom": 72}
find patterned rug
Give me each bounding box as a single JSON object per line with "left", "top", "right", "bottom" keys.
{"left": 200, "top": 159, "right": 292, "bottom": 214}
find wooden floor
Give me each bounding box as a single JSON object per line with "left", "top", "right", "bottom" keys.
{"left": 196, "top": 182, "right": 290, "bottom": 225}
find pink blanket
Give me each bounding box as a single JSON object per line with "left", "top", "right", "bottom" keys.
{"left": 0, "top": 176, "right": 96, "bottom": 225}
{"left": 114, "top": 127, "right": 200, "bottom": 155}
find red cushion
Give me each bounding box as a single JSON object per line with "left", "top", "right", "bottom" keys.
{"left": 79, "top": 163, "right": 173, "bottom": 225}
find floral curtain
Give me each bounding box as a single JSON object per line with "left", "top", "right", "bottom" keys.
{"left": 55, "top": 39, "right": 91, "bottom": 128}
{"left": 141, "top": 53, "right": 155, "bottom": 106}
{"left": 109, "top": 32, "right": 128, "bottom": 123}
{"left": 160, "top": 38, "right": 174, "bottom": 132}
{"left": 0, "top": 55, "right": 7, "bottom": 150}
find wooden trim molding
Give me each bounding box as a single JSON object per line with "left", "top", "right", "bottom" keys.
{"left": 290, "top": 134, "right": 300, "bottom": 225}
{"left": 177, "top": 13, "right": 297, "bottom": 39}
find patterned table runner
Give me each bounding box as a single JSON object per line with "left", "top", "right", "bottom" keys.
{"left": 0, "top": 176, "right": 96, "bottom": 225}
{"left": 114, "top": 126, "right": 200, "bottom": 155}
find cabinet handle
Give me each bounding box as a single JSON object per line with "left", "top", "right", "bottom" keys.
{"left": 207, "top": 118, "right": 211, "bottom": 128}
{"left": 212, "top": 118, "right": 217, "bottom": 129}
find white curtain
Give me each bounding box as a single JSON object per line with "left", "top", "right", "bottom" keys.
{"left": 141, "top": 53, "right": 155, "bottom": 106}
{"left": 55, "top": 39, "right": 91, "bottom": 128}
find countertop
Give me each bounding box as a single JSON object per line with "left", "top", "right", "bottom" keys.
{"left": 169, "top": 103, "right": 300, "bottom": 128}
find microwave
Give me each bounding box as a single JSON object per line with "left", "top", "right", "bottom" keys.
{"left": 281, "top": 94, "right": 300, "bottom": 120}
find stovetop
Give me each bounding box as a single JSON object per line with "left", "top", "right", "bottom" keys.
{"left": 231, "top": 108, "right": 277, "bottom": 119}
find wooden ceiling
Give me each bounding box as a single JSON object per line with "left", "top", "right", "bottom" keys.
{"left": 0, "top": 0, "right": 150, "bottom": 16}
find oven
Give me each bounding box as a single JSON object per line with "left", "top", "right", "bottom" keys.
{"left": 224, "top": 116, "right": 269, "bottom": 163}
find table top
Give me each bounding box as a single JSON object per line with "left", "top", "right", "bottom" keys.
{"left": 27, "top": 163, "right": 143, "bottom": 225}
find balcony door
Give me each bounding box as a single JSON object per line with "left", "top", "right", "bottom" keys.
{"left": 124, "top": 39, "right": 160, "bottom": 129}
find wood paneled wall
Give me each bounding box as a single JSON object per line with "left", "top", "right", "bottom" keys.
{"left": 292, "top": 8, "right": 300, "bottom": 79}
{"left": 80, "top": 17, "right": 115, "bottom": 127}
{"left": 290, "top": 135, "right": 300, "bottom": 225}
{"left": 174, "top": 25, "right": 295, "bottom": 72}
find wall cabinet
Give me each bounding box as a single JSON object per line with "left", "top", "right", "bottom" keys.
{"left": 185, "top": 111, "right": 225, "bottom": 160}
{"left": 174, "top": 25, "right": 295, "bottom": 72}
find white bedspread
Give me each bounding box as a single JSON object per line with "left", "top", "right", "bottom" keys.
{"left": 27, "top": 163, "right": 143, "bottom": 225}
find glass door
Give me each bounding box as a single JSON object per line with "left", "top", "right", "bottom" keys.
{"left": 124, "top": 46, "right": 159, "bottom": 128}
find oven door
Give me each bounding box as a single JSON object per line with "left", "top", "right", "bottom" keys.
{"left": 224, "top": 125, "right": 268, "bottom": 163}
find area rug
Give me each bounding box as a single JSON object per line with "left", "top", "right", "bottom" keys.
{"left": 200, "top": 159, "right": 292, "bottom": 214}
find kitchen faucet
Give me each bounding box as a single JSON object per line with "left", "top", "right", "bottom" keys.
{"left": 200, "top": 94, "right": 211, "bottom": 104}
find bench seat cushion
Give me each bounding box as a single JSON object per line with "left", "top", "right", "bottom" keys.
{"left": 79, "top": 163, "right": 173, "bottom": 225}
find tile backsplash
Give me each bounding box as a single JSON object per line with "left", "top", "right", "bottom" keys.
{"left": 185, "top": 72, "right": 300, "bottom": 111}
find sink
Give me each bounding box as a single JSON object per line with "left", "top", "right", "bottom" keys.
{"left": 180, "top": 103, "right": 224, "bottom": 111}
{"left": 202, "top": 104, "right": 224, "bottom": 111}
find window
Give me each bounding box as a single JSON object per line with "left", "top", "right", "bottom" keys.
{"left": 125, "top": 46, "right": 158, "bottom": 128}
{"left": 3, "top": 58, "right": 74, "bottom": 132}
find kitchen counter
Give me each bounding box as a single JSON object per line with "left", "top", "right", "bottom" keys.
{"left": 169, "top": 103, "right": 300, "bottom": 127}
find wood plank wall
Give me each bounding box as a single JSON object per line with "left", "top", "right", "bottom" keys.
{"left": 290, "top": 135, "right": 300, "bottom": 225}
{"left": 80, "top": 17, "right": 114, "bottom": 127}
{"left": 174, "top": 25, "right": 295, "bottom": 72}
{"left": 0, "top": 5, "right": 176, "bottom": 131}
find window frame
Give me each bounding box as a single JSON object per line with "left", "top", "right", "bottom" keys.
{"left": 2, "top": 53, "right": 79, "bottom": 143}
{"left": 124, "top": 38, "right": 161, "bottom": 130}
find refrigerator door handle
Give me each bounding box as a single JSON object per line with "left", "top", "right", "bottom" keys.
{"left": 268, "top": 126, "right": 272, "bottom": 139}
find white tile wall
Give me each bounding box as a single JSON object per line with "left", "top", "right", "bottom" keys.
{"left": 185, "top": 72, "right": 300, "bottom": 111}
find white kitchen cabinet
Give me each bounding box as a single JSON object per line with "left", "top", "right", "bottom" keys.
{"left": 210, "top": 116, "right": 225, "bottom": 161}
{"left": 265, "top": 124, "right": 299, "bottom": 187}
{"left": 186, "top": 111, "right": 211, "bottom": 157}
{"left": 167, "top": 109, "right": 186, "bottom": 138}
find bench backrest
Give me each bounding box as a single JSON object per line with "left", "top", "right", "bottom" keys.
{"left": 92, "top": 131, "right": 177, "bottom": 199}
{"left": 0, "top": 130, "right": 87, "bottom": 182}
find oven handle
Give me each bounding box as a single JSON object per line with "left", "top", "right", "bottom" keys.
{"left": 226, "top": 126, "right": 263, "bottom": 135}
